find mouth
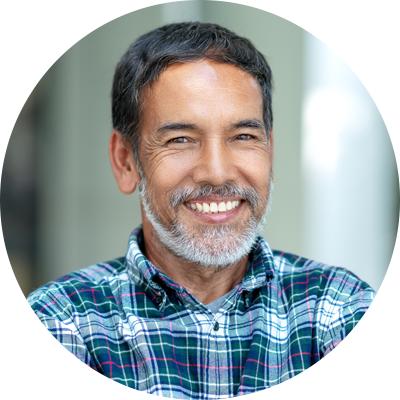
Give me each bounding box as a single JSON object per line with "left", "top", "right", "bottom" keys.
{"left": 184, "top": 199, "right": 242, "bottom": 214}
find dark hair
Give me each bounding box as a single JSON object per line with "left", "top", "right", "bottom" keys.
{"left": 112, "top": 22, "right": 273, "bottom": 164}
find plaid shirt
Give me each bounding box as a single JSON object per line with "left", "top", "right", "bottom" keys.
{"left": 28, "top": 226, "right": 375, "bottom": 398}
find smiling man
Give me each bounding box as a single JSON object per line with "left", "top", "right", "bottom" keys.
{"left": 28, "top": 23, "right": 375, "bottom": 398}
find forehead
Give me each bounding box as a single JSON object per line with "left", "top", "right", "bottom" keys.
{"left": 156, "top": 60, "right": 261, "bottom": 94}
{"left": 140, "top": 60, "right": 263, "bottom": 126}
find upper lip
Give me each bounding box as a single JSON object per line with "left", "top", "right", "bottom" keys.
{"left": 184, "top": 196, "right": 243, "bottom": 203}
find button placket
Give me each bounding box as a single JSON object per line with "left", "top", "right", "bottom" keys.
{"left": 152, "top": 289, "right": 167, "bottom": 311}
{"left": 209, "top": 304, "right": 232, "bottom": 335}
{"left": 206, "top": 313, "right": 228, "bottom": 396}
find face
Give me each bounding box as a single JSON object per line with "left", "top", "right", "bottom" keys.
{"left": 138, "top": 60, "right": 273, "bottom": 267}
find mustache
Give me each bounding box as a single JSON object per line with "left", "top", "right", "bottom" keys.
{"left": 168, "top": 182, "right": 262, "bottom": 209}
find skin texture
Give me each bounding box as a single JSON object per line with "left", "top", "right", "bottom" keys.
{"left": 109, "top": 60, "right": 273, "bottom": 304}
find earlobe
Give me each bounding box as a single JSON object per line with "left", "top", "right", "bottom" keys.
{"left": 109, "top": 130, "right": 141, "bottom": 194}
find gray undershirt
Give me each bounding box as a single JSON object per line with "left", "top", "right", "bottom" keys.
{"left": 206, "top": 288, "right": 236, "bottom": 314}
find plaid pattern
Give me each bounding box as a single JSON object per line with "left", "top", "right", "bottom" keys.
{"left": 28, "top": 226, "right": 375, "bottom": 398}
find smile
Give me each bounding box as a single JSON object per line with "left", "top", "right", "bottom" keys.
{"left": 185, "top": 200, "right": 242, "bottom": 214}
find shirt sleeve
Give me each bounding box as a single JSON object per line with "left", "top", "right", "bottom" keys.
{"left": 27, "top": 284, "right": 98, "bottom": 367}
{"left": 319, "top": 286, "right": 375, "bottom": 357}
{"left": 28, "top": 311, "right": 96, "bottom": 368}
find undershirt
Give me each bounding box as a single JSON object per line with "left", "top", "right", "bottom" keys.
{"left": 205, "top": 260, "right": 250, "bottom": 313}
{"left": 206, "top": 288, "right": 235, "bottom": 313}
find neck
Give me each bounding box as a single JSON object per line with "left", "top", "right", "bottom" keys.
{"left": 141, "top": 219, "right": 248, "bottom": 305}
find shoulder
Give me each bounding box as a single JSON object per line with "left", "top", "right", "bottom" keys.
{"left": 27, "top": 257, "right": 128, "bottom": 315}
{"left": 271, "top": 250, "right": 375, "bottom": 303}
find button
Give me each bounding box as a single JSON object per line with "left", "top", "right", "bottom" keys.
{"left": 213, "top": 322, "right": 219, "bottom": 331}
{"left": 155, "top": 295, "right": 162, "bottom": 304}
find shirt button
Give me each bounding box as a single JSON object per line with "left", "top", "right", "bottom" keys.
{"left": 213, "top": 322, "right": 219, "bottom": 331}
{"left": 155, "top": 295, "right": 162, "bottom": 304}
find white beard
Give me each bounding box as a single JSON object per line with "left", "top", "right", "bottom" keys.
{"left": 139, "top": 177, "right": 273, "bottom": 269}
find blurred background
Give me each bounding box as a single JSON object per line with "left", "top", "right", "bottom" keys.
{"left": 1, "top": 1, "right": 398, "bottom": 297}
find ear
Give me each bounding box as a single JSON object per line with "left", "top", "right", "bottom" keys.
{"left": 109, "top": 130, "right": 141, "bottom": 194}
{"left": 269, "top": 129, "right": 274, "bottom": 165}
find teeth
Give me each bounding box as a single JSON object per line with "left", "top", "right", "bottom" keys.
{"left": 185, "top": 200, "right": 241, "bottom": 214}
{"left": 210, "top": 202, "right": 218, "bottom": 213}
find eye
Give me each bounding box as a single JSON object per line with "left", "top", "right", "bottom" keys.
{"left": 169, "top": 137, "right": 189, "bottom": 143}
{"left": 236, "top": 134, "right": 254, "bottom": 140}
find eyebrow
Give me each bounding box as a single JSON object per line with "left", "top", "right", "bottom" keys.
{"left": 230, "top": 119, "right": 265, "bottom": 131}
{"left": 155, "top": 119, "right": 265, "bottom": 135}
{"left": 156, "top": 122, "right": 199, "bottom": 134}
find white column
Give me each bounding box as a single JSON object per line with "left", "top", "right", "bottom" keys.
{"left": 301, "top": 34, "right": 398, "bottom": 291}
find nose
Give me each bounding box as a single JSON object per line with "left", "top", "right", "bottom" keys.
{"left": 192, "top": 139, "right": 239, "bottom": 186}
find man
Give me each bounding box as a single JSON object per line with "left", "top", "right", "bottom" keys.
{"left": 28, "top": 22, "right": 375, "bottom": 398}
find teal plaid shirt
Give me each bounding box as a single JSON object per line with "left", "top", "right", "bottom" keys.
{"left": 28, "top": 226, "right": 375, "bottom": 398}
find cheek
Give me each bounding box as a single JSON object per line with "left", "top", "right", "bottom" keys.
{"left": 150, "top": 155, "right": 194, "bottom": 185}
{"left": 236, "top": 151, "right": 272, "bottom": 191}
{"left": 145, "top": 153, "right": 194, "bottom": 207}
{"left": 143, "top": 136, "right": 197, "bottom": 178}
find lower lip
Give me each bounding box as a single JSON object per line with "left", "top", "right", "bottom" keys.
{"left": 183, "top": 202, "right": 244, "bottom": 224}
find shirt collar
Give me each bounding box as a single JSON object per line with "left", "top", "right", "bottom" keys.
{"left": 125, "top": 226, "right": 276, "bottom": 297}
{"left": 238, "top": 237, "right": 276, "bottom": 291}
